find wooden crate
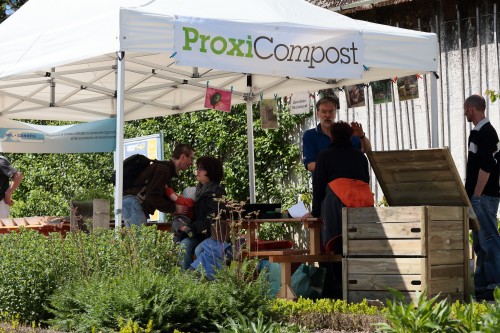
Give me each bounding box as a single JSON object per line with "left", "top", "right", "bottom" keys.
{"left": 342, "top": 206, "right": 470, "bottom": 303}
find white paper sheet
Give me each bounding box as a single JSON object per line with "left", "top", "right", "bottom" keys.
{"left": 287, "top": 201, "right": 309, "bottom": 218}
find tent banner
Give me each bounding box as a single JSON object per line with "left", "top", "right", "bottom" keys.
{"left": 174, "top": 17, "right": 364, "bottom": 79}
{"left": 0, "top": 118, "right": 116, "bottom": 153}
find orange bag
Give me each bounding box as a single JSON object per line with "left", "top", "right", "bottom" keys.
{"left": 328, "top": 178, "right": 374, "bottom": 208}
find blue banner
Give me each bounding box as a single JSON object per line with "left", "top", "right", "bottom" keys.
{"left": 0, "top": 118, "right": 116, "bottom": 153}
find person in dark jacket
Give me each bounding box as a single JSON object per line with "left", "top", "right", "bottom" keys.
{"left": 178, "top": 156, "right": 226, "bottom": 270}
{"left": 302, "top": 121, "right": 371, "bottom": 298}
{"left": 464, "top": 94, "right": 500, "bottom": 301}
{"left": 122, "top": 143, "right": 194, "bottom": 226}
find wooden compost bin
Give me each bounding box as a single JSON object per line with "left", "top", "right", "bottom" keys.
{"left": 342, "top": 148, "right": 476, "bottom": 303}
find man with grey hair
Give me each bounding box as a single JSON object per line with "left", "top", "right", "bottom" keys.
{"left": 464, "top": 94, "right": 500, "bottom": 301}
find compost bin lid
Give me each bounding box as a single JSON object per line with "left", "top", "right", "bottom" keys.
{"left": 367, "top": 147, "right": 478, "bottom": 229}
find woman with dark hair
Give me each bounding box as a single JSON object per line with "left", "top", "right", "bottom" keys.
{"left": 302, "top": 121, "right": 372, "bottom": 298}
{"left": 178, "top": 156, "right": 226, "bottom": 269}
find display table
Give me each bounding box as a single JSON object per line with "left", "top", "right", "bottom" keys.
{"left": 238, "top": 218, "right": 341, "bottom": 299}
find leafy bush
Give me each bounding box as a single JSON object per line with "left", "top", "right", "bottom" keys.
{"left": 0, "top": 226, "right": 178, "bottom": 324}
{"left": 0, "top": 230, "right": 57, "bottom": 323}
{"left": 375, "top": 290, "right": 460, "bottom": 333}
{"left": 47, "top": 259, "right": 274, "bottom": 333}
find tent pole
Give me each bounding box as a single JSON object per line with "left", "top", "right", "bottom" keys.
{"left": 430, "top": 72, "right": 439, "bottom": 148}
{"left": 114, "top": 51, "right": 126, "bottom": 228}
{"left": 246, "top": 74, "right": 256, "bottom": 203}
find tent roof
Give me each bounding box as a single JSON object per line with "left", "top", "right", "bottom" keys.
{"left": 0, "top": 0, "right": 437, "bottom": 122}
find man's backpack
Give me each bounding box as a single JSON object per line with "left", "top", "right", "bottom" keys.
{"left": 112, "top": 154, "right": 154, "bottom": 191}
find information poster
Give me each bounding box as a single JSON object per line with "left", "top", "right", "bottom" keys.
{"left": 123, "top": 133, "right": 164, "bottom": 222}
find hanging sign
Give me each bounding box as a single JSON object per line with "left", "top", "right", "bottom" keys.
{"left": 175, "top": 16, "right": 364, "bottom": 78}
{"left": 204, "top": 87, "right": 232, "bottom": 112}
{"left": 345, "top": 84, "right": 365, "bottom": 108}
{"left": 371, "top": 79, "right": 392, "bottom": 105}
{"left": 397, "top": 75, "right": 419, "bottom": 101}
{"left": 290, "top": 92, "right": 311, "bottom": 115}
{"left": 260, "top": 99, "right": 278, "bottom": 129}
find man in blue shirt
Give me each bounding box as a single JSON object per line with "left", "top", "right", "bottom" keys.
{"left": 302, "top": 96, "right": 371, "bottom": 172}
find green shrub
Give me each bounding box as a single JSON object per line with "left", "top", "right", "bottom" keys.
{"left": 451, "top": 298, "right": 489, "bottom": 332}
{"left": 216, "top": 311, "right": 310, "bottom": 333}
{"left": 271, "top": 297, "right": 379, "bottom": 317}
{"left": 0, "top": 226, "right": 178, "bottom": 324}
{"left": 269, "top": 297, "right": 384, "bottom": 331}
{"left": 0, "top": 229, "right": 57, "bottom": 322}
{"left": 375, "top": 290, "right": 461, "bottom": 333}
{"left": 47, "top": 259, "right": 274, "bottom": 333}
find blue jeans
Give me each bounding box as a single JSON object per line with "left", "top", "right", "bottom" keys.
{"left": 122, "top": 195, "right": 147, "bottom": 227}
{"left": 471, "top": 194, "right": 500, "bottom": 291}
{"left": 179, "top": 237, "right": 201, "bottom": 270}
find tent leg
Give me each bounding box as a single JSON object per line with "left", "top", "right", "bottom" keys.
{"left": 114, "top": 51, "right": 126, "bottom": 228}
{"left": 430, "top": 72, "right": 439, "bottom": 148}
{"left": 246, "top": 75, "right": 256, "bottom": 203}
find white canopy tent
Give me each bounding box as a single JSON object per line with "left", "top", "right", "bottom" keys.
{"left": 0, "top": 0, "right": 438, "bottom": 223}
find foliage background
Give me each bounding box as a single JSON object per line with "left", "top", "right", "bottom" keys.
{"left": 4, "top": 103, "right": 313, "bottom": 218}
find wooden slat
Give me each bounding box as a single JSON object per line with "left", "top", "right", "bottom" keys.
{"left": 347, "top": 290, "right": 419, "bottom": 303}
{"left": 269, "top": 254, "right": 342, "bottom": 263}
{"left": 385, "top": 195, "right": 464, "bottom": 206}
{"left": 0, "top": 218, "right": 14, "bottom": 227}
{"left": 345, "top": 257, "right": 424, "bottom": 275}
{"left": 23, "top": 216, "right": 44, "bottom": 226}
{"left": 385, "top": 181, "right": 458, "bottom": 194}
{"left": 367, "top": 149, "right": 448, "bottom": 163}
{"left": 12, "top": 218, "right": 27, "bottom": 226}
{"left": 347, "top": 274, "right": 423, "bottom": 291}
{"left": 428, "top": 206, "right": 465, "bottom": 220}
{"left": 346, "top": 222, "right": 422, "bottom": 239}
{"left": 429, "top": 250, "right": 464, "bottom": 265}
{"left": 428, "top": 231, "right": 464, "bottom": 251}
{"left": 428, "top": 277, "right": 465, "bottom": 294}
{"left": 430, "top": 264, "right": 464, "bottom": 278}
{"left": 244, "top": 249, "right": 308, "bottom": 257}
{"left": 345, "top": 206, "right": 422, "bottom": 223}
{"left": 390, "top": 170, "right": 455, "bottom": 183}
{"left": 346, "top": 239, "right": 423, "bottom": 256}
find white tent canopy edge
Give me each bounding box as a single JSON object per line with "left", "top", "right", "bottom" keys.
{"left": 0, "top": 0, "right": 439, "bottom": 224}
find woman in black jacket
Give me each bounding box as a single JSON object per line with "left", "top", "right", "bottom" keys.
{"left": 178, "top": 156, "right": 226, "bottom": 269}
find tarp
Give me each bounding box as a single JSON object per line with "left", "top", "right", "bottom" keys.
{"left": 0, "top": 0, "right": 438, "bottom": 220}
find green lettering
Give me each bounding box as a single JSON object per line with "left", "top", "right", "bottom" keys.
{"left": 200, "top": 34, "right": 210, "bottom": 53}
{"left": 246, "top": 35, "right": 253, "bottom": 58}
{"left": 227, "top": 38, "right": 245, "bottom": 57}
{"left": 210, "top": 36, "right": 227, "bottom": 55}
{"left": 182, "top": 27, "right": 199, "bottom": 51}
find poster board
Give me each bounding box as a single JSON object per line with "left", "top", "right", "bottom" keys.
{"left": 123, "top": 133, "right": 164, "bottom": 222}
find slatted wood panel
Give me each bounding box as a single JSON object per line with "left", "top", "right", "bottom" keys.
{"left": 0, "top": 216, "right": 58, "bottom": 227}
{"left": 367, "top": 148, "right": 478, "bottom": 230}
{"left": 342, "top": 206, "right": 470, "bottom": 302}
